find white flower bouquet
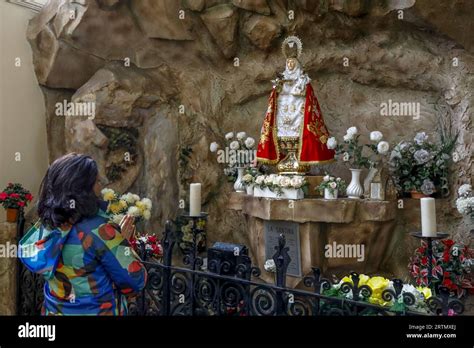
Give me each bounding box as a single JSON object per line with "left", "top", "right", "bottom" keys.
{"left": 327, "top": 128, "right": 390, "bottom": 169}
{"left": 317, "top": 175, "right": 347, "bottom": 196}
{"left": 210, "top": 131, "right": 257, "bottom": 182}
{"left": 388, "top": 131, "right": 456, "bottom": 196}
{"left": 101, "top": 188, "right": 152, "bottom": 224}
{"left": 253, "top": 174, "right": 307, "bottom": 199}
{"left": 456, "top": 184, "right": 474, "bottom": 220}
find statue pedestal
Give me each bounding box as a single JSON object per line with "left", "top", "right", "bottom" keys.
{"left": 228, "top": 193, "right": 397, "bottom": 288}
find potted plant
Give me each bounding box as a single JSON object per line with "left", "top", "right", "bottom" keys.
{"left": 327, "top": 127, "right": 389, "bottom": 199}
{"left": 317, "top": 175, "right": 347, "bottom": 199}
{"left": 389, "top": 132, "right": 456, "bottom": 198}
{"left": 0, "top": 183, "right": 33, "bottom": 222}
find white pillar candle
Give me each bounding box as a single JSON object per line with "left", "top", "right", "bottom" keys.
{"left": 189, "top": 183, "right": 201, "bottom": 217}
{"left": 420, "top": 197, "right": 437, "bottom": 237}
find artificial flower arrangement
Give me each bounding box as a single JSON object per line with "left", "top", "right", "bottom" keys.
{"left": 408, "top": 239, "right": 473, "bottom": 298}
{"left": 0, "top": 183, "right": 33, "bottom": 210}
{"left": 210, "top": 131, "right": 256, "bottom": 182}
{"left": 322, "top": 274, "right": 434, "bottom": 314}
{"left": 317, "top": 175, "right": 347, "bottom": 199}
{"left": 253, "top": 174, "right": 307, "bottom": 199}
{"left": 101, "top": 188, "right": 162, "bottom": 258}
{"left": 129, "top": 234, "right": 163, "bottom": 259}
{"left": 456, "top": 184, "right": 474, "bottom": 220}
{"left": 389, "top": 131, "right": 456, "bottom": 197}
{"left": 326, "top": 127, "right": 390, "bottom": 169}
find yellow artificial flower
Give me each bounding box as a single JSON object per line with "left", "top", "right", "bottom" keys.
{"left": 136, "top": 201, "right": 144, "bottom": 210}
{"left": 341, "top": 274, "right": 369, "bottom": 286}
{"left": 119, "top": 200, "right": 128, "bottom": 209}
{"left": 416, "top": 286, "right": 432, "bottom": 299}
{"left": 367, "top": 276, "right": 390, "bottom": 305}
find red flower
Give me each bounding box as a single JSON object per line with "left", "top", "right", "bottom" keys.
{"left": 7, "top": 183, "right": 13, "bottom": 187}
{"left": 0, "top": 192, "right": 7, "bottom": 201}
{"left": 442, "top": 278, "right": 454, "bottom": 289}
{"left": 442, "top": 239, "right": 455, "bottom": 248}
{"left": 9, "top": 193, "right": 19, "bottom": 199}
{"left": 443, "top": 251, "right": 450, "bottom": 263}
{"left": 421, "top": 256, "right": 428, "bottom": 266}
{"left": 18, "top": 201, "right": 25, "bottom": 207}
{"left": 25, "top": 193, "right": 33, "bottom": 201}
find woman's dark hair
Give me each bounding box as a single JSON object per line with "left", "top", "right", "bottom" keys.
{"left": 38, "top": 153, "right": 99, "bottom": 229}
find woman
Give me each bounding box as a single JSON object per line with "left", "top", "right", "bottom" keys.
{"left": 19, "top": 153, "right": 147, "bottom": 315}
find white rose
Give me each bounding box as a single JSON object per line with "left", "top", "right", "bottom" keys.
{"left": 336, "top": 177, "right": 341, "bottom": 181}
{"left": 236, "top": 132, "right": 247, "bottom": 140}
{"left": 255, "top": 175, "right": 265, "bottom": 185}
{"left": 210, "top": 142, "right": 219, "bottom": 152}
{"left": 323, "top": 175, "right": 330, "bottom": 181}
{"left": 141, "top": 198, "right": 152, "bottom": 210}
{"left": 143, "top": 210, "right": 151, "bottom": 220}
{"left": 370, "top": 131, "right": 383, "bottom": 142}
{"left": 343, "top": 133, "right": 353, "bottom": 142}
{"left": 112, "top": 214, "right": 124, "bottom": 225}
{"left": 347, "top": 126, "right": 358, "bottom": 135}
{"left": 127, "top": 206, "right": 141, "bottom": 217}
{"left": 330, "top": 182, "right": 337, "bottom": 189}
{"left": 272, "top": 175, "right": 283, "bottom": 186}
{"left": 377, "top": 141, "right": 390, "bottom": 155}
{"left": 458, "top": 184, "right": 472, "bottom": 197}
{"left": 244, "top": 137, "right": 255, "bottom": 149}
{"left": 329, "top": 176, "right": 334, "bottom": 181}
{"left": 264, "top": 259, "right": 276, "bottom": 272}
{"left": 290, "top": 176, "right": 304, "bottom": 188}
{"left": 229, "top": 140, "right": 240, "bottom": 150}
{"left": 132, "top": 194, "right": 140, "bottom": 202}
{"left": 327, "top": 137, "right": 337, "bottom": 149}
{"left": 264, "top": 175, "right": 274, "bottom": 185}
{"left": 225, "top": 132, "right": 234, "bottom": 140}
{"left": 280, "top": 176, "right": 291, "bottom": 188}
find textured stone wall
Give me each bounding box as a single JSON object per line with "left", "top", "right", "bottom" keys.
{"left": 27, "top": 0, "right": 473, "bottom": 276}
{"left": 0, "top": 223, "right": 18, "bottom": 314}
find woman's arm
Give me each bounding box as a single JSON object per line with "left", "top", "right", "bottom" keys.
{"left": 94, "top": 223, "right": 147, "bottom": 295}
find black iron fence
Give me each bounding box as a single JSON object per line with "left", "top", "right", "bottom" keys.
{"left": 129, "top": 221, "right": 465, "bottom": 316}
{"left": 16, "top": 213, "right": 464, "bottom": 316}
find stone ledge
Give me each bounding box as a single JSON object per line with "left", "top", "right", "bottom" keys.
{"left": 228, "top": 192, "right": 397, "bottom": 223}
{"left": 0, "top": 222, "right": 18, "bottom": 315}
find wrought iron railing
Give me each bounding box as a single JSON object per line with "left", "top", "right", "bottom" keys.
{"left": 128, "top": 221, "right": 465, "bottom": 316}
{"left": 15, "top": 213, "right": 464, "bottom": 316}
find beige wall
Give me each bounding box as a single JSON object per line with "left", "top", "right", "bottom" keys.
{"left": 0, "top": 1, "right": 48, "bottom": 221}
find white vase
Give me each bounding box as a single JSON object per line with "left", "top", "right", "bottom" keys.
{"left": 234, "top": 167, "right": 245, "bottom": 193}
{"left": 347, "top": 168, "right": 364, "bottom": 199}
{"left": 324, "top": 188, "right": 338, "bottom": 200}
{"left": 246, "top": 185, "right": 254, "bottom": 196}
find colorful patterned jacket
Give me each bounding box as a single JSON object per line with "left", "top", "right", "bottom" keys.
{"left": 19, "top": 201, "right": 147, "bottom": 315}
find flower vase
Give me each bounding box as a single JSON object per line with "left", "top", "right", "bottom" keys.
{"left": 234, "top": 168, "right": 245, "bottom": 193}
{"left": 6, "top": 208, "right": 19, "bottom": 223}
{"left": 346, "top": 169, "right": 364, "bottom": 199}
{"left": 324, "top": 188, "right": 338, "bottom": 200}
{"left": 246, "top": 184, "right": 254, "bottom": 196}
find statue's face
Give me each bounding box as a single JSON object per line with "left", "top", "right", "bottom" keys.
{"left": 287, "top": 58, "right": 296, "bottom": 71}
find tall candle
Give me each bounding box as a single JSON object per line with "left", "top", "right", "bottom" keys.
{"left": 420, "top": 197, "right": 437, "bottom": 237}
{"left": 189, "top": 183, "right": 201, "bottom": 217}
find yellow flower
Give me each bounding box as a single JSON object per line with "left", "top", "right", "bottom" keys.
{"left": 136, "top": 201, "right": 144, "bottom": 210}
{"left": 416, "top": 286, "right": 432, "bottom": 299}
{"left": 341, "top": 274, "right": 369, "bottom": 286}
{"left": 109, "top": 202, "right": 123, "bottom": 214}
{"left": 367, "top": 276, "right": 390, "bottom": 305}
{"left": 119, "top": 200, "right": 128, "bottom": 209}
{"left": 103, "top": 191, "right": 115, "bottom": 201}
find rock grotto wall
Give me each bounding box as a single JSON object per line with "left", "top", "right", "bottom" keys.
{"left": 27, "top": 0, "right": 472, "bottom": 277}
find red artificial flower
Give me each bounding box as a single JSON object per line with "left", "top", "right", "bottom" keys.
{"left": 421, "top": 256, "right": 428, "bottom": 266}
{"left": 0, "top": 192, "right": 7, "bottom": 201}
{"left": 9, "top": 193, "right": 19, "bottom": 199}
{"left": 443, "top": 251, "right": 450, "bottom": 263}
{"left": 442, "top": 278, "right": 454, "bottom": 289}
{"left": 148, "top": 235, "right": 157, "bottom": 243}
{"left": 18, "top": 201, "right": 25, "bottom": 207}
{"left": 25, "top": 193, "right": 33, "bottom": 201}
{"left": 442, "top": 239, "right": 455, "bottom": 249}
